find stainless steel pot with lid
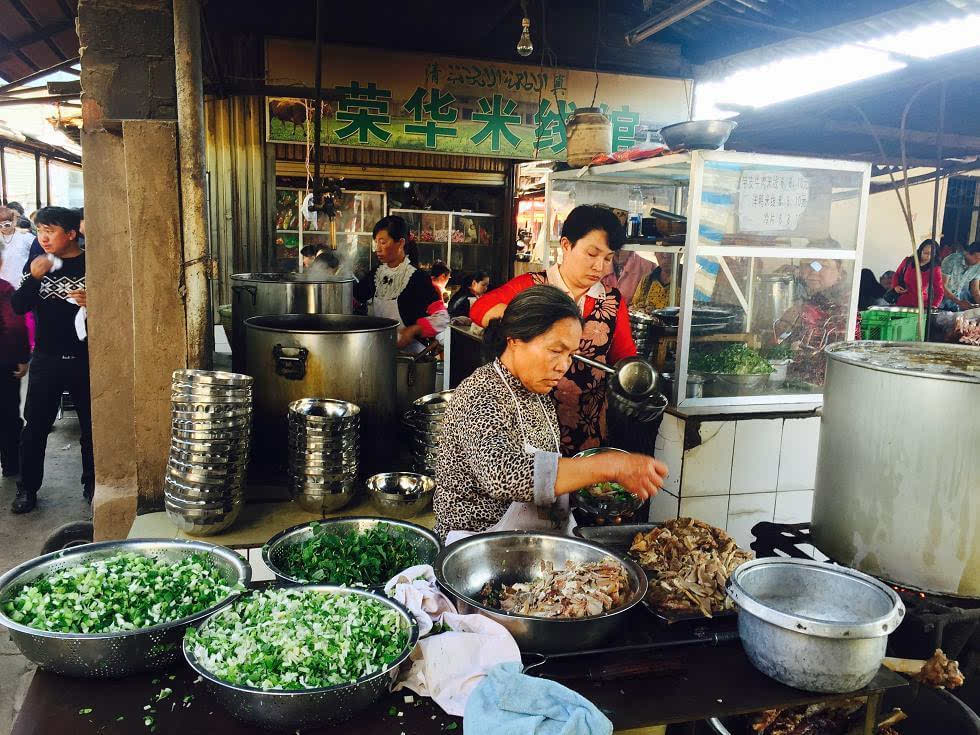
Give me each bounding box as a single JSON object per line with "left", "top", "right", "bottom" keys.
{"left": 813, "top": 341, "right": 980, "bottom": 598}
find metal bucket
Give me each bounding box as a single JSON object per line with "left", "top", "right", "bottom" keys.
{"left": 751, "top": 273, "right": 796, "bottom": 333}
{"left": 812, "top": 342, "right": 980, "bottom": 598}
{"left": 230, "top": 273, "right": 354, "bottom": 372}
{"left": 395, "top": 355, "right": 438, "bottom": 417}
{"left": 244, "top": 314, "right": 397, "bottom": 477}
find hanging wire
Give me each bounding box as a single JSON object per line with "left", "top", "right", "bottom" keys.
{"left": 590, "top": 0, "right": 601, "bottom": 109}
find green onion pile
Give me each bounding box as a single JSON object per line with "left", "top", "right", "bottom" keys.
{"left": 186, "top": 588, "right": 410, "bottom": 690}
{"left": 689, "top": 344, "right": 774, "bottom": 375}
{"left": 277, "top": 523, "right": 422, "bottom": 586}
{"left": 2, "top": 552, "right": 236, "bottom": 634}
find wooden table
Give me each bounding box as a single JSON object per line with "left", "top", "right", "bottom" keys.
{"left": 12, "top": 610, "right": 906, "bottom": 735}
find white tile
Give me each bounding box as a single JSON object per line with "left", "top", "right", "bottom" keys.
{"left": 648, "top": 489, "right": 679, "bottom": 523}
{"left": 247, "top": 547, "right": 275, "bottom": 582}
{"left": 731, "top": 419, "right": 782, "bottom": 494}
{"left": 727, "top": 492, "right": 776, "bottom": 551}
{"left": 679, "top": 495, "right": 729, "bottom": 530}
{"left": 778, "top": 417, "right": 821, "bottom": 491}
{"left": 679, "top": 421, "right": 735, "bottom": 497}
{"left": 774, "top": 490, "right": 814, "bottom": 524}
{"left": 654, "top": 414, "right": 685, "bottom": 496}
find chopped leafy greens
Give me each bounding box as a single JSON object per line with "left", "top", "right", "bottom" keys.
{"left": 689, "top": 344, "right": 773, "bottom": 375}
{"left": 185, "top": 588, "right": 410, "bottom": 690}
{"left": 2, "top": 552, "right": 236, "bottom": 634}
{"left": 278, "top": 523, "right": 422, "bottom": 586}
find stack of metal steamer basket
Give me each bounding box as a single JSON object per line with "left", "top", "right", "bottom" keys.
{"left": 288, "top": 399, "right": 360, "bottom": 513}
{"left": 166, "top": 370, "right": 253, "bottom": 535}
{"left": 404, "top": 391, "right": 453, "bottom": 476}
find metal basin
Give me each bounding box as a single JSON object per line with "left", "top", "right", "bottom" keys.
{"left": 0, "top": 540, "right": 249, "bottom": 677}
{"left": 434, "top": 531, "right": 647, "bottom": 653}
{"left": 262, "top": 517, "right": 441, "bottom": 587}
{"left": 659, "top": 120, "right": 737, "bottom": 150}
{"left": 184, "top": 586, "right": 418, "bottom": 729}
{"left": 726, "top": 558, "right": 905, "bottom": 693}
{"left": 366, "top": 473, "right": 435, "bottom": 519}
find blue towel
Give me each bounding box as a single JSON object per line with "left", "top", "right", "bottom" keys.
{"left": 463, "top": 662, "right": 613, "bottom": 735}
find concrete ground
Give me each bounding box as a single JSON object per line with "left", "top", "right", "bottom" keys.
{"left": 0, "top": 396, "right": 91, "bottom": 734}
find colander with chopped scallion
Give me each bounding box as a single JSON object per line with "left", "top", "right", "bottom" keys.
{"left": 185, "top": 588, "right": 410, "bottom": 690}
{"left": 1, "top": 552, "right": 236, "bottom": 634}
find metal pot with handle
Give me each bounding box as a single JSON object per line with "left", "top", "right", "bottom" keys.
{"left": 231, "top": 273, "right": 354, "bottom": 372}
{"left": 395, "top": 343, "right": 440, "bottom": 416}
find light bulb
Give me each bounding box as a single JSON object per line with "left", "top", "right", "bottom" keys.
{"left": 403, "top": 181, "right": 411, "bottom": 188}
{"left": 517, "top": 18, "right": 534, "bottom": 57}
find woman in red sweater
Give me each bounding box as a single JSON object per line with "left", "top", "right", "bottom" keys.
{"left": 892, "top": 239, "right": 944, "bottom": 309}
{"left": 471, "top": 205, "right": 636, "bottom": 455}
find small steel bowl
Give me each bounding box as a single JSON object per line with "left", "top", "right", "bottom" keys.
{"left": 727, "top": 558, "right": 905, "bottom": 693}
{"left": 183, "top": 586, "right": 419, "bottom": 729}
{"left": 263, "top": 517, "right": 441, "bottom": 588}
{"left": 288, "top": 398, "right": 360, "bottom": 425}
{"left": 0, "top": 539, "right": 249, "bottom": 676}
{"left": 366, "top": 473, "right": 435, "bottom": 519}
{"left": 412, "top": 391, "right": 454, "bottom": 413}
{"left": 292, "top": 488, "right": 357, "bottom": 514}
{"left": 435, "top": 531, "right": 647, "bottom": 653}
{"left": 571, "top": 448, "right": 645, "bottom": 523}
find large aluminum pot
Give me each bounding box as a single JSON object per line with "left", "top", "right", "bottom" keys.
{"left": 230, "top": 273, "right": 354, "bottom": 372}
{"left": 726, "top": 557, "right": 904, "bottom": 693}
{"left": 244, "top": 314, "right": 397, "bottom": 475}
{"left": 395, "top": 354, "right": 438, "bottom": 416}
{"left": 813, "top": 341, "right": 980, "bottom": 598}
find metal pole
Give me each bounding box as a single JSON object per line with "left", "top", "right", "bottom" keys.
{"left": 0, "top": 145, "right": 7, "bottom": 203}
{"left": 926, "top": 82, "right": 946, "bottom": 341}
{"left": 34, "top": 151, "right": 41, "bottom": 211}
{"left": 311, "top": 0, "right": 323, "bottom": 199}
{"left": 0, "top": 57, "right": 80, "bottom": 95}
{"left": 173, "top": 0, "right": 214, "bottom": 367}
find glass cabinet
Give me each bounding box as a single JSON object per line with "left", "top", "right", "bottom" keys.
{"left": 543, "top": 151, "right": 871, "bottom": 409}
{"left": 390, "top": 209, "right": 498, "bottom": 277}
{"left": 274, "top": 188, "right": 386, "bottom": 279}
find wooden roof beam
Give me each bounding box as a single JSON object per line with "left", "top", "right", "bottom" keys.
{"left": 0, "top": 19, "right": 75, "bottom": 62}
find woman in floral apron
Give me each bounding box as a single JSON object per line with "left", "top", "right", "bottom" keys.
{"left": 471, "top": 205, "right": 636, "bottom": 455}
{"left": 354, "top": 216, "right": 448, "bottom": 353}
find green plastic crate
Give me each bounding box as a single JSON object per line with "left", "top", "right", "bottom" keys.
{"left": 859, "top": 309, "right": 920, "bottom": 341}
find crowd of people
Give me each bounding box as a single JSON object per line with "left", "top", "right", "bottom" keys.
{"left": 859, "top": 238, "right": 980, "bottom": 313}
{"left": 0, "top": 203, "right": 90, "bottom": 514}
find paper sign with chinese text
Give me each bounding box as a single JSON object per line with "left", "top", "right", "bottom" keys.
{"left": 737, "top": 171, "right": 811, "bottom": 233}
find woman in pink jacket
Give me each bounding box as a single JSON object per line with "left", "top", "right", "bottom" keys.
{"left": 892, "top": 239, "right": 944, "bottom": 309}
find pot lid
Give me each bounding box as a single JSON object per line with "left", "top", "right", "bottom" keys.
{"left": 825, "top": 341, "right": 980, "bottom": 383}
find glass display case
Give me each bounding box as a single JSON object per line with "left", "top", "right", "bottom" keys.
{"left": 274, "top": 188, "right": 386, "bottom": 278}
{"left": 543, "top": 151, "right": 871, "bottom": 409}
{"left": 390, "top": 209, "right": 498, "bottom": 277}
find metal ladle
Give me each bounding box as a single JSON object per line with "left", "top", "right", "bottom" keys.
{"left": 572, "top": 354, "right": 660, "bottom": 399}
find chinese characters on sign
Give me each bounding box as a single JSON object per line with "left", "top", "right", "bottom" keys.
{"left": 737, "top": 171, "right": 811, "bottom": 232}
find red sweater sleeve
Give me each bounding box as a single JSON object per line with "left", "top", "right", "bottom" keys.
{"left": 469, "top": 273, "right": 536, "bottom": 326}
{"left": 609, "top": 296, "right": 638, "bottom": 362}
{"left": 930, "top": 267, "right": 944, "bottom": 308}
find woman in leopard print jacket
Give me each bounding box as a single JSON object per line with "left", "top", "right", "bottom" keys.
{"left": 433, "top": 286, "right": 668, "bottom": 539}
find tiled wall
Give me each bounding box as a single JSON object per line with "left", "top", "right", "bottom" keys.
{"left": 237, "top": 547, "right": 276, "bottom": 582}
{"left": 652, "top": 414, "right": 821, "bottom": 551}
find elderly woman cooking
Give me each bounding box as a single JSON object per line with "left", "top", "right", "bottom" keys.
{"left": 434, "top": 285, "right": 667, "bottom": 539}
{"left": 470, "top": 205, "right": 636, "bottom": 455}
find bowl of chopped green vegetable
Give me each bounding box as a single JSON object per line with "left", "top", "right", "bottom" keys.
{"left": 183, "top": 586, "right": 418, "bottom": 729}
{"left": 571, "top": 448, "right": 646, "bottom": 525}
{"left": 262, "top": 517, "right": 441, "bottom": 589}
{"left": 0, "top": 539, "right": 249, "bottom": 677}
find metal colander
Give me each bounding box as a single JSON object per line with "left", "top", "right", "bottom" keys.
{"left": 183, "top": 586, "right": 419, "bottom": 730}
{"left": 0, "top": 539, "right": 250, "bottom": 677}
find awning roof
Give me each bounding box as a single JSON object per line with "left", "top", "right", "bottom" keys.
{"left": 0, "top": 0, "right": 79, "bottom": 84}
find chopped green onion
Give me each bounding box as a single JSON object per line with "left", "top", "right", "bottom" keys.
{"left": 185, "top": 588, "right": 409, "bottom": 690}
{"left": 2, "top": 552, "right": 236, "bottom": 634}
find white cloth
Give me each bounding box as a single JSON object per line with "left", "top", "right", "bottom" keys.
{"left": 374, "top": 259, "right": 416, "bottom": 300}
{"left": 383, "top": 564, "right": 456, "bottom": 637}
{"left": 0, "top": 232, "right": 33, "bottom": 287}
{"left": 394, "top": 612, "right": 522, "bottom": 717}
{"left": 301, "top": 193, "right": 318, "bottom": 231}
{"left": 66, "top": 297, "right": 87, "bottom": 341}
{"left": 545, "top": 263, "right": 605, "bottom": 312}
